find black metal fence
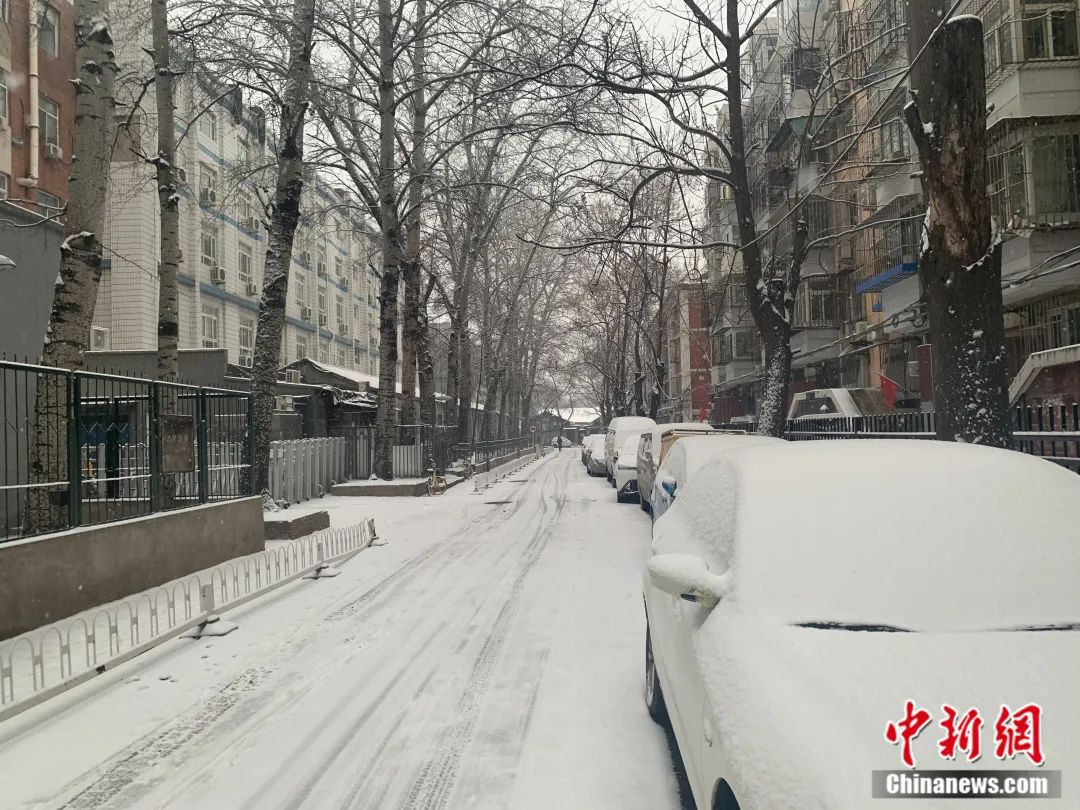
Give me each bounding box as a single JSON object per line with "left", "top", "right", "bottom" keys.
{"left": 1, "top": 359, "right": 253, "bottom": 542}
{"left": 716, "top": 404, "right": 1080, "bottom": 469}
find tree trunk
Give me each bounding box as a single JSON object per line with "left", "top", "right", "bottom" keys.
{"left": 459, "top": 327, "right": 473, "bottom": 442}
{"left": 905, "top": 3, "right": 1010, "bottom": 446}
{"left": 399, "top": 0, "right": 428, "bottom": 439}
{"left": 28, "top": 2, "right": 117, "bottom": 533}
{"left": 249, "top": 0, "right": 317, "bottom": 494}
{"left": 152, "top": 0, "right": 180, "bottom": 385}
{"left": 418, "top": 298, "right": 436, "bottom": 468}
{"left": 446, "top": 320, "right": 459, "bottom": 427}
{"left": 373, "top": 0, "right": 403, "bottom": 479}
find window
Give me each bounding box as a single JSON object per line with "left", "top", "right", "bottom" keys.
{"left": 1025, "top": 9, "right": 1078, "bottom": 59}
{"left": 318, "top": 289, "right": 327, "bottom": 317}
{"left": 38, "top": 191, "right": 61, "bottom": 212}
{"left": 353, "top": 303, "right": 360, "bottom": 320}
{"left": 239, "top": 317, "right": 255, "bottom": 350}
{"left": 295, "top": 274, "right": 307, "bottom": 306}
{"left": 295, "top": 336, "right": 308, "bottom": 362}
{"left": 201, "top": 304, "right": 221, "bottom": 348}
{"left": 39, "top": 97, "right": 59, "bottom": 147}
{"left": 238, "top": 192, "right": 253, "bottom": 221}
{"left": 1033, "top": 132, "right": 1080, "bottom": 215}
{"left": 879, "top": 105, "right": 910, "bottom": 160}
{"left": 39, "top": 5, "right": 59, "bottom": 57}
{"left": 317, "top": 247, "right": 327, "bottom": 276}
{"left": 237, "top": 138, "right": 249, "bottom": 164}
{"left": 0, "top": 70, "right": 8, "bottom": 121}
{"left": 337, "top": 347, "right": 347, "bottom": 367}
{"left": 201, "top": 227, "right": 217, "bottom": 266}
{"left": 1051, "top": 11, "right": 1079, "bottom": 56}
{"left": 335, "top": 256, "right": 343, "bottom": 280}
{"left": 238, "top": 242, "right": 253, "bottom": 283}
{"left": 199, "top": 111, "right": 217, "bottom": 142}
{"left": 199, "top": 162, "right": 217, "bottom": 205}
{"left": 335, "top": 295, "right": 344, "bottom": 322}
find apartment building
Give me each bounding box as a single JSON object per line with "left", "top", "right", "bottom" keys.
{"left": 0, "top": 0, "right": 74, "bottom": 213}
{"left": 94, "top": 12, "right": 382, "bottom": 376}
{"left": 706, "top": 0, "right": 1080, "bottom": 418}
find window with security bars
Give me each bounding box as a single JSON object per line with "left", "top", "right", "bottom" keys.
{"left": 989, "top": 121, "right": 1080, "bottom": 229}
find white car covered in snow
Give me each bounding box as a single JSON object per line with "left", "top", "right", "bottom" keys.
{"left": 649, "top": 434, "right": 782, "bottom": 521}
{"left": 643, "top": 440, "right": 1080, "bottom": 810}
{"left": 581, "top": 433, "right": 604, "bottom": 465}
{"left": 583, "top": 435, "right": 608, "bottom": 476}
{"left": 604, "top": 415, "right": 656, "bottom": 481}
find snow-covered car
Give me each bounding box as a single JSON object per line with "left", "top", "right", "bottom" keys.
{"left": 604, "top": 415, "right": 656, "bottom": 481}
{"left": 584, "top": 437, "right": 608, "bottom": 477}
{"left": 643, "top": 440, "right": 1080, "bottom": 810}
{"left": 649, "top": 434, "right": 782, "bottom": 521}
{"left": 614, "top": 436, "right": 644, "bottom": 503}
{"left": 581, "top": 433, "right": 604, "bottom": 465}
{"left": 637, "top": 422, "right": 716, "bottom": 513}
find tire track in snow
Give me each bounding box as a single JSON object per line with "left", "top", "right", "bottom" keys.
{"left": 394, "top": 458, "right": 569, "bottom": 810}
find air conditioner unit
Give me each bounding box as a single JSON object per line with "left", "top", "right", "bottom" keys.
{"left": 239, "top": 350, "right": 254, "bottom": 368}
{"left": 245, "top": 281, "right": 259, "bottom": 296}
{"left": 174, "top": 167, "right": 187, "bottom": 183}
{"left": 299, "top": 250, "right": 311, "bottom": 265}
{"left": 906, "top": 360, "right": 920, "bottom": 380}
{"left": 300, "top": 305, "right": 313, "bottom": 321}
{"left": 210, "top": 265, "right": 227, "bottom": 284}
{"left": 339, "top": 277, "right": 350, "bottom": 291}
{"left": 274, "top": 395, "right": 294, "bottom": 411}
{"left": 200, "top": 187, "right": 216, "bottom": 205}
{"left": 44, "top": 143, "right": 63, "bottom": 160}
{"left": 338, "top": 323, "right": 350, "bottom": 335}
{"left": 318, "top": 312, "right": 328, "bottom": 326}
{"left": 90, "top": 326, "right": 110, "bottom": 350}
{"left": 239, "top": 216, "right": 258, "bottom": 231}
{"left": 284, "top": 369, "right": 302, "bottom": 384}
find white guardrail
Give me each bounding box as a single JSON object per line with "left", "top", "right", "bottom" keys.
{"left": 268, "top": 438, "right": 347, "bottom": 504}
{"left": 473, "top": 449, "right": 541, "bottom": 491}
{"left": 0, "top": 519, "right": 377, "bottom": 722}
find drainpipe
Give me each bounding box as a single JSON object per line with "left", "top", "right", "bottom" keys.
{"left": 23, "top": 2, "right": 41, "bottom": 189}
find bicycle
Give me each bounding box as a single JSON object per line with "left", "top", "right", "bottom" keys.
{"left": 426, "top": 467, "right": 448, "bottom": 496}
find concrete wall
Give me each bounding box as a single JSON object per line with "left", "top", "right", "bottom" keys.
{"left": 0, "top": 497, "right": 264, "bottom": 639}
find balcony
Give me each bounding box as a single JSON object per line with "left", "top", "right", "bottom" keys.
{"left": 983, "top": 0, "right": 1080, "bottom": 90}
{"left": 989, "top": 119, "right": 1080, "bottom": 231}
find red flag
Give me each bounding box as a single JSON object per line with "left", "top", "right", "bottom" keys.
{"left": 878, "top": 372, "right": 899, "bottom": 411}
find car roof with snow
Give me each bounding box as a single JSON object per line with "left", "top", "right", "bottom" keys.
{"left": 658, "top": 433, "right": 783, "bottom": 481}
{"left": 606, "top": 416, "right": 656, "bottom": 432}
{"left": 668, "top": 440, "right": 1080, "bottom": 632}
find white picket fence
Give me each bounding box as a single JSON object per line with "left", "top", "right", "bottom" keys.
{"left": 268, "top": 438, "right": 346, "bottom": 504}
{"left": 0, "top": 520, "right": 378, "bottom": 721}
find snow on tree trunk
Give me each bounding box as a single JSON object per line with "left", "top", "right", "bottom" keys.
{"left": 905, "top": 2, "right": 1010, "bottom": 446}
{"left": 250, "top": 0, "right": 317, "bottom": 495}
{"left": 152, "top": 0, "right": 180, "bottom": 387}
{"left": 27, "top": 3, "right": 117, "bottom": 533}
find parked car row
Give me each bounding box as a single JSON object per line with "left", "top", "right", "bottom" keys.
{"left": 581, "top": 418, "right": 1080, "bottom": 809}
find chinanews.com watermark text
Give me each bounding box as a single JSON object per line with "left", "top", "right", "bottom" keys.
{"left": 872, "top": 770, "right": 1062, "bottom": 799}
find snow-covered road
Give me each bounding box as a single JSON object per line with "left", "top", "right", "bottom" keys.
{"left": 0, "top": 451, "right": 688, "bottom": 809}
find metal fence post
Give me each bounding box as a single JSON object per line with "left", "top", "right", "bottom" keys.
{"left": 246, "top": 392, "right": 256, "bottom": 495}
{"left": 148, "top": 382, "right": 161, "bottom": 511}
{"left": 197, "top": 389, "right": 209, "bottom": 504}
{"left": 66, "top": 372, "right": 82, "bottom": 528}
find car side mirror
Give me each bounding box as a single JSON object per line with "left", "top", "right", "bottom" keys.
{"left": 647, "top": 554, "right": 730, "bottom": 610}
{"left": 660, "top": 474, "right": 677, "bottom": 497}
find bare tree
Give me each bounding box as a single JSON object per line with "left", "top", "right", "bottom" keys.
{"left": 249, "top": 0, "right": 318, "bottom": 494}
{"left": 29, "top": 1, "right": 118, "bottom": 532}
